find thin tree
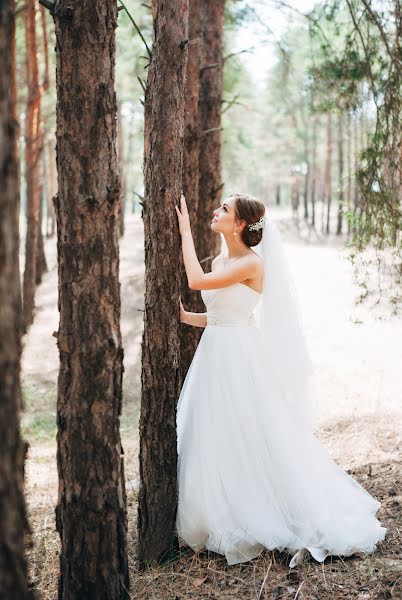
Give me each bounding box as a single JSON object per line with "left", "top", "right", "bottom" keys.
{"left": 180, "top": 0, "right": 203, "bottom": 380}
{"left": 196, "top": 0, "right": 225, "bottom": 272}
{"left": 138, "top": 0, "right": 189, "bottom": 567}
{"left": 35, "top": 3, "right": 50, "bottom": 281}
{"left": 0, "top": 1, "right": 35, "bottom": 597}
{"left": 324, "top": 111, "right": 333, "bottom": 235}
{"left": 336, "top": 111, "right": 344, "bottom": 235}
{"left": 23, "top": 0, "right": 42, "bottom": 331}
{"left": 117, "top": 101, "right": 126, "bottom": 237}
{"left": 49, "top": 0, "right": 129, "bottom": 596}
{"left": 310, "top": 111, "right": 318, "bottom": 228}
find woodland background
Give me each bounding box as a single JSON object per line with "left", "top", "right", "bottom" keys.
{"left": 1, "top": 0, "right": 401, "bottom": 598}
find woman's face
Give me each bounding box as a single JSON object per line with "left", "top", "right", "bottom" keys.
{"left": 211, "top": 196, "right": 241, "bottom": 236}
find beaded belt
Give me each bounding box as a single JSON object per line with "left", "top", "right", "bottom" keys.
{"left": 207, "top": 315, "right": 256, "bottom": 327}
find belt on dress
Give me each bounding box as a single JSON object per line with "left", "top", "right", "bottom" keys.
{"left": 207, "top": 315, "right": 257, "bottom": 327}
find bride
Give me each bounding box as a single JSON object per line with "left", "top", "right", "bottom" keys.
{"left": 174, "top": 192, "right": 387, "bottom": 568}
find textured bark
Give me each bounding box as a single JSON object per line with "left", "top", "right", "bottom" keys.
{"left": 23, "top": 0, "right": 41, "bottom": 332}
{"left": 196, "top": 0, "right": 224, "bottom": 272}
{"left": 0, "top": 2, "right": 35, "bottom": 597}
{"left": 139, "top": 0, "right": 189, "bottom": 568}
{"left": 180, "top": 0, "right": 204, "bottom": 381}
{"left": 53, "top": 2, "right": 129, "bottom": 598}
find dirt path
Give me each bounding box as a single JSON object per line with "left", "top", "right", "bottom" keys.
{"left": 21, "top": 208, "right": 401, "bottom": 599}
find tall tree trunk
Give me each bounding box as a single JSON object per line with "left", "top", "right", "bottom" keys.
{"left": 52, "top": 2, "right": 129, "bottom": 597}
{"left": 347, "top": 110, "right": 352, "bottom": 236}
{"left": 23, "top": 0, "right": 41, "bottom": 332}
{"left": 290, "top": 113, "right": 299, "bottom": 216}
{"left": 46, "top": 135, "right": 57, "bottom": 237}
{"left": 35, "top": 187, "right": 48, "bottom": 284}
{"left": 353, "top": 113, "right": 360, "bottom": 227}
{"left": 310, "top": 112, "right": 318, "bottom": 228}
{"left": 303, "top": 135, "right": 309, "bottom": 220}
{"left": 40, "top": 4, "right": 55, "bottom": 239}
{"left": 0, "top": 2, "right": 35, "bottom": 597}
{"left": 196, "top": 0, "right": 225, "bottom": 272}
{"left": 276, "top": 184, "right": 281, "bottom": 206}
{"left": 138, "top": 0, "right": 189, "bottom": 568}
{"left": 336, "top": 112, "right": 344, "bottom": 235}
{"left": 325, "top": 112, "right": 333, "bottom": 235}
{"left": 117, "top": 101, "right": 126, "bottom": 237}
{"left": 180, "top": 0, "right": 203, "bottom": 381}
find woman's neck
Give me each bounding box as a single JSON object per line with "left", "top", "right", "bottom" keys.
{"left": 223, "top": 235, "right": 250, "bottom": 259}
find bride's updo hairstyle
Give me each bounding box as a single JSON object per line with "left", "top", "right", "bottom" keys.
{"left": 230, "top": 193, "right": 266, "bottom": 247}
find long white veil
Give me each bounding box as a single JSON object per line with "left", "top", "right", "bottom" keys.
{"left": 254, "top": 219, "right": 315, "bottom": 432}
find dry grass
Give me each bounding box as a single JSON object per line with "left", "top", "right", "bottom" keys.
{"left": 25, "top": 412, "right": 402, "bottom": 600}
{"left": 22, "top": 211, "right": 402, "bottom": 598}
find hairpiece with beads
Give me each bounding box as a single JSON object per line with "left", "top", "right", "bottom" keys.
{"left": 248, "top": 216, "right": 265, "bottom": 231}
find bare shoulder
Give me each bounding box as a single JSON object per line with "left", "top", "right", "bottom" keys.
{"left": 211, "top": 253, "right": 225, "bottom": 271}
{"left": 242, "top": 250, "right": 263, "bottom": 272}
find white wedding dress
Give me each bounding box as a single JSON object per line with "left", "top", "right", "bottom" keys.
{"left": 175, "top": 282, "right": 387, "bottom": 567}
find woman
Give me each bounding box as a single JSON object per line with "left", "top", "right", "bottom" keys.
{"left": 174, "top": 192, "right": 387, "bottom": 568}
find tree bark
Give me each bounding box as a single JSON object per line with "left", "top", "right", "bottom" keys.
{"left": 0, "top": 2, "right": 35, "bottom": 597}
{"left": 138, "top": 0, "right": 189, "bottom": 568}
{"left": 52, "top": 2, "right": 129, "bottom": 597}
{"left": 22, "top": 0, "right": 41, "bottom": 332}
{"left": 196, "top": 0, "right": 225, "bottom": 273}
{"left": 180, "top": 0, "right": 204, "bottom": 381}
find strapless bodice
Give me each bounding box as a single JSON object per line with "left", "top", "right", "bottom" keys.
{"left": 201, "top": 283, "right": 262, "bottom": 327}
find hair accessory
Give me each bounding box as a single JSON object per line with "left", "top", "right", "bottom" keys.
{"left": 248, "top": 216, "right": 265, "bottom": 231}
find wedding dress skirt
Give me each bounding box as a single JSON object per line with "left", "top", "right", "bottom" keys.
{"left": 175, "top": 283, "right": 387, "bottom": 567}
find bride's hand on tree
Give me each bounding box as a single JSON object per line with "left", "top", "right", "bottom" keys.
{"left": 175, "top": 194, "right": 191, "bottom": 237}
{"left": 179, "top": 299, "right": 187, "bottom": 323}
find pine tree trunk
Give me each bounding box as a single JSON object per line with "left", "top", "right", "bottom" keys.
{"left": 52, "top": 2, "right": 129, "bottom": 597}
{"left": 196, "top": 0, "right": 225, "bottom": 272}
{"left": 23, "top": 0, "right": 41, "bottom": 332}
{"left": 180, "top": 0, "right": 204, "bottom": 381}
{"left": 0, "top": 2, "right": 35, "bottom": 597}
{"left": 35, "top": 188, "right": 48, "bottom": 284}
{"left": 303, "top": 134, "right": 309, "bottom": 220}
{"left": 325, "top": 112, "right": 333, "bottom": 235}
{"left": 138, "top": 0, "right": 189, "bottom": 568}
{"left": 353, "top": 114, "right": 360, "bottom": 218}
{"left": 47, "top": 136, "right": 57, "bottom": 237}
{"left": 117, "top": 102, "right": 126, "bottom": 237}
{"left": 336, "top": 112, "right": 344, "bottom": 235}
{"left": 290, "top": 113, "right": 299, "bottom": 215}
{"left": 347, "top": 110, "right": 352, "bottom": 236}
{"left": 311, "top": 112, "right": 318, "bottom": 228}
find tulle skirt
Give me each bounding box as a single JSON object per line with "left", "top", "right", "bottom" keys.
{"left": 175, "top": 324, "right": 387, "bottom": 567}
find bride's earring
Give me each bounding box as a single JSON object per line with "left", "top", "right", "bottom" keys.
{"left": 233, "top": 228, "right": 237, "bottom": 237}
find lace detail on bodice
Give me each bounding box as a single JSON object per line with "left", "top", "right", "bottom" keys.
{"left": 201, "top": 283, "right": 262, "bottom": 327}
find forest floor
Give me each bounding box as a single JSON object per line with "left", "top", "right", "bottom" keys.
{"left": 21, "top": 205, "right": 401, "bottom": 599}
